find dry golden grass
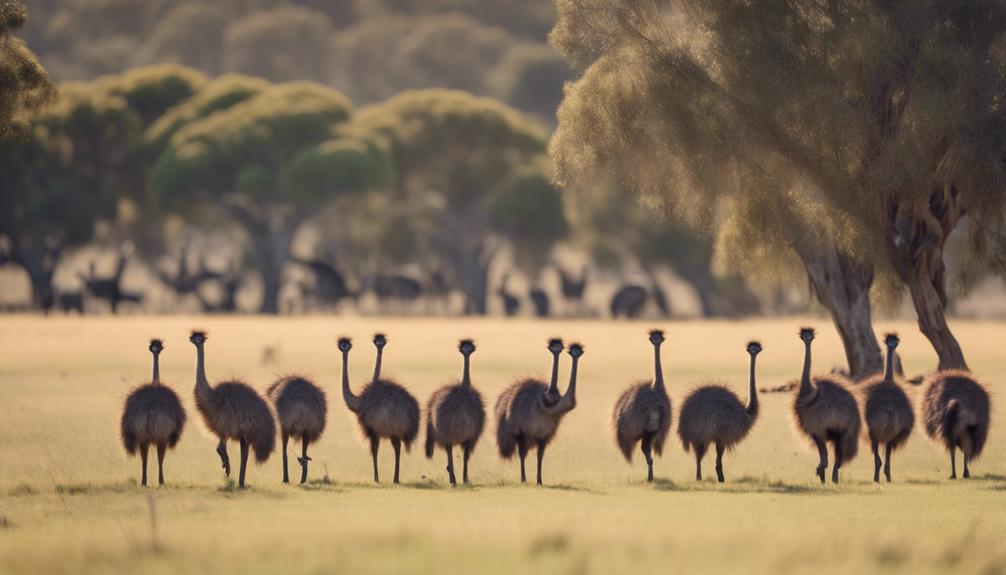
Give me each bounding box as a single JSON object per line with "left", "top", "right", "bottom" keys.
{"left": 1, "top": 316, "right": 1004, "bottom": 574}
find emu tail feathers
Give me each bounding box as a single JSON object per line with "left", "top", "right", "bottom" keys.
{"left": 496, "top": 423, "right": 516, "bottom": 459}
{"left": 424, "top": 418, "right": 435, "bottom": 459}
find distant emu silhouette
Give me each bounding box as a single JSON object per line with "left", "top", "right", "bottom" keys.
{"left": 424, "top": 339, "right": 486, "bottom": 485}
{"left": 860, "top": 333, "right": 914, "bottom": 482}
{"left": 79, "top": 252, "right": 143, "bottom": 314}
{"left": 120, "top": 339, "right": 186, "bottom": 486}
{"left": 190, "top": 331, "right": 275, "bottom": 488}
{"left": 613, "top": 330, "right": 672, "bottom": 481}
{"left": 553, "top": 263, "right": 587, "bottom": 313}
{"left": 791, "top": 328, "right": 860, "bottom": 484}
{"left": 677, "top": 341, "right": 762, "bottom": 482}
{"left": 610, "top": 284, "right": 648, "bottom": 318}
{"left": 497, "top": 273, "right": 520, "bottom": 317}
{"left": 292, "top": 255, "right": 357, "bottom": 311}
{"left": 528, "top": 287, "right": 550, "bottom": 318}
{"left": 340, "top": 334, "right": 421, "bottom": 484}
{"left": 373, "top": 274, "right": 423, "bottom": 313}
{"left": 267, "top": 374, "right": 327, "bottom": 484}
{"left": 921, "top": 364, "right": 991, "bottom": 479}
{"left": 495, "top": 339, "right": 582, "bottom": 485}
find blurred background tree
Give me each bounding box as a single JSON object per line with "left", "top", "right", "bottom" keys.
{"left": 1, "top": 0, "right": 54, "bottom": 138}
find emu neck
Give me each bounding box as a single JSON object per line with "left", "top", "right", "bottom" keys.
{"left": 562, "top": 356, "right": 579, "bottom": 408}
{"left": 151, "top": 353, "right": 160, "bottom": 385}
{"left": 651, "top": 343, "right": 664, "bottom": 391}
{"left": 194, "top": 344, "right": 212, "bottom": 399}
{"left": 884, "top": 346, "right": 895, "bottom": 382}
{"left": 546, "top": 352, "right": 561, "bottom": 395}
{"left": 746, "top": 354, "right": 759, "bottom": 417}
{"left": 373, "top": 347, "right": 383, "bottom": 382}
{"left": 799, "top": 341, "right": 813, "bottom": 397}
{"left": 342, "top": 351, "right": 361, "bottom": 412}
{"left": 461, "top": 353, "right": 471, "bottom": 386}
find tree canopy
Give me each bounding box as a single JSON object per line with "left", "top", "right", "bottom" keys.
{"left": 0, "top": 0, "right": 54, "bottom": 138}
{"left": 551, "top": 0, "right": 1006, "bottom": 373}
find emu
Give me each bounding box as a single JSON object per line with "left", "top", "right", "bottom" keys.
{"left": 791, "top": 327, "right": 860, "bottom": 484}
{"left": 677, "top": 341, "right": 761, "bottom": 482}
{"left": 190, "top": 331, "right": 276, "bottom": 488}
{"left": 120, "top": 339, "right": 186, "bottom": 486}
{"left": 424, "top": 339, "right": 486, "bottom": 485}
{"left": 613, "top": 330, "right": 672, "bottom": 481}
{"left": 340, "top": 334, "right": 421, "bottom": 484}
{"left": 495, "top": 339, "right": 582, "bottom": 485}
{"left": 267, "top": 374, "right": 327, "bottom": 484}
{"left": 860, "top": 333, "right": 914, "bottom": 482}
{"left": 921, "top": 365, "right": 991, "bottom": 479}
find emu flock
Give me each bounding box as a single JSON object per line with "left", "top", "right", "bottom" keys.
{"left": 120, "top": 328, "right": 991, "bottom": 488}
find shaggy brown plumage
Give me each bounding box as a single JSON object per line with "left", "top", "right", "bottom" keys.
{"left": 791, "top": 328, "right": 861, "bottom": 484}
{"left": 495, "top": 339, "right": 582, "bottom": 485}
{"left": 921, "top": 368, "right": 990, "bottom": 479}
{"left": 859, "top": 333, "right": 914, "bottom": 482}
{"left": 120, "top": 339, "right": 187, "bottom": 486}
{"left": 613, "top": 330, "right": 672, "bottom": 482}
{"left": 677, "top": 341, "right": 761, "bottom": 482}
{"left": 424, "top": 339, "right": 486, "bottom": 485}
{"left": 267, "top": 375, "right": 327, "bottom": 484}
{"left": 340, "top": 334, "right": 420, "bottom": 484}
{"left": 190, "top": 331, "right": 276, "bottom": 489}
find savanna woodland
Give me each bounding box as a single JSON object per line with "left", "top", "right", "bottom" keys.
{"left": 2, "top": 1, "right": 1006, "bottom": 574}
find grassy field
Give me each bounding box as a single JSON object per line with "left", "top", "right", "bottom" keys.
{"left": 1, "top": 316, "right": 1004, "bottom": 575}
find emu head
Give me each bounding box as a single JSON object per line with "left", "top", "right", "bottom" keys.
{"left": 337, "top": 337, "right": 352, "bottom": 353}
{"left": 149, "top": 339, "right": 164, "bottom": 354}
{"left": 458, "top": 339, "right": 476, "bottom": 355}
{"left": 648, "top": 329, "right": 665, "bottom": 346}
{"left": 799, "top": 327, "right": 815, "bottom": 343}
{"left": 373, "top": 333, "right": 387, "bottom": 349}
{"left": 746, "top": 341, "right": 762, "bottom": 356}
{"left": 884, "top": 333, "right": 899, "bottom": 350}
{"left": 547, "top": 338, "right": 564, "bottom": 355}
{"left": 189, "top": 330, "right": 207, "bottom": 345}
{"left": 568, "top": 342, "right": 585, "bottom": 359}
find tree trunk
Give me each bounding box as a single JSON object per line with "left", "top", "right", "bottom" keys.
{"left": 891, "top": 189, "right": 967, "bottom": 370}
{"left": 795, "top": 242, "right": 883, "bottom": 379}
{"left": 9, "top": 238, "right": 62, "bottom": 312}
{"left": 460, "top": 249, "right": 492, "bottom": 316}
{"left": 223, "top": 198, "right": 305, "bottom": 315}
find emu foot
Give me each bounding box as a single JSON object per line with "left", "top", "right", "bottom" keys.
{"left": 963, "top": 468, "right": 971, "bottom": 479}
{"left": 815, "top": 465, "right": 826, "bottom": 484}
{"left": 950, "top": 472, "right": 957, "bottom": 480}
{"left": 298, "top": 455, "right": 311, "bottom": 484}
{"left": 715, "top": 465, "right": 724, "bottom": 483}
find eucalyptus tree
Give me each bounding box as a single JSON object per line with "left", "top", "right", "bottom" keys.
{"left": 551, "top": 0, "right": 1006, "bottom": 373}
{"left": 149, "top": 81, "right": 391, "bottom": 313}
{"left": 352, "top": 89, "right": 565, "bottom": 314}
{"left": 0, "top": 0, "right": 54, "bottom": 138}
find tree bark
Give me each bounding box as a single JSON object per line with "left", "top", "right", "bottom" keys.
{"left": 891, "top": 188, "right": 967, "bottom": 370}
{"left": 794, "top": 241, "right": 883, "bottom": 379}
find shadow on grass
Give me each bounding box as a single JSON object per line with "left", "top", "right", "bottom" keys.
{"left": 54, "top": 480, "right": 138, "bottom": 495}
{"left": 650, "top": 476, "right": 818, "bottom": 494}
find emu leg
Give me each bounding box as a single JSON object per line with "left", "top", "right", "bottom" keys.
{"left": 714, "top": 442, "right": 726, "bottom": 483}
{"left": 216, "top": 439, "right": 231, "bottom": 477}
{"left": 462, "top": 442, "right": 472, "bottom": 485}
{"left": 536, "top": 441, "right": 547, "bottom": 486}
{"left": 518, "top": 442, "right": 528, "bottom": 483}
{"left": 812, "top": 436, "right": 828, "bottom": 484}
{"left": 446, "top": 444, "right": 456, "bottom": 486}
{"left": 871, "top": 439, "right": 881, "bottom": 483}
{"left": 640, "top": 434, "right": 654, "bottom": 482}
{"left": 884, "top": 443, "right": 893, "bottom": 482}
{"left": 281, "top": 433, "right": 290, "bottom": 484}
{"left": 299, "top": 439, "right": 311, "bottom": 484}
{"left": 392, "top": 438, "right": 402, "bottom": 484}
{"left": 156, "top": 443, "right": 167, "bottom": 486}
{"left": 962, "top": 440, "right": 972, "bottom": 479}
{"left": 694, "top": 443, "right": 707, "bottom": 481}
{"left": 949, "top": 445, "right": 957, "bottom": 479}
{"left": 140, "top": 444, "right": 149, "bottom": 487}
{"left": 369, "top": 434, "right": 380, "bottom": 483}
{"left": 831, "top": 439, "right": 843, "bottom": 484}
{"left": 238, "top": 439, "right": 249, "bottom": 489}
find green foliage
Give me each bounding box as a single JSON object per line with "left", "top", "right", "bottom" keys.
{"left": 489, "top": 43, "right": 570, "bottom": 121}
{"left": 222, "top": 6, "right": 332, "bottom": 82}
{"left": 281, "top": 138, "right": 392, "bottom": 204}
{"left": 97, "top": 64, "right": 207, "bottom": 124}
{"left": 0, "top": 0, "right": 55, "bottom": 138}
{"left": 490, "top": 168, "right": 568, "bottom": 271}
{"left": 150, "top": 81, "right": 356, "bottom": 210}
